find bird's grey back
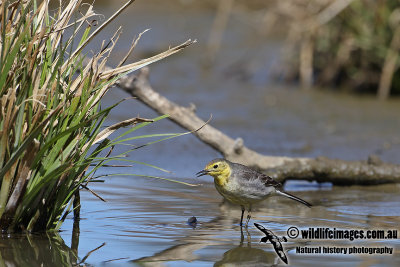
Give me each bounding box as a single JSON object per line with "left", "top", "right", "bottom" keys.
{"left": 230, "top": 162, "right": 281, "bottom": 188}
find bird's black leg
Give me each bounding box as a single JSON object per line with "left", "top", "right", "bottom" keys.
{"left": 245, "top": 206, "right": 252, "bottom": 228}
{"left": 240, "top": 206, "right": 245, "bottom": 227}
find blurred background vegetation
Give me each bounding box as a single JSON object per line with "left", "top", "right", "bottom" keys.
{"left": 165, "top": 0, "right": 400, "bottom": 99}
{"left": 267, "top": 0, "right": 400, "bottom": 99}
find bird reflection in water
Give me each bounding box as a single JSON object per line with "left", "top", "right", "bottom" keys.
{"left": 214, "top": 226, "right": 286, "bottom": 266}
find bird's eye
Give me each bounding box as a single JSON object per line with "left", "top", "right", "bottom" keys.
{"left": 213, "top": 164, "right": 218, "bottom": 169}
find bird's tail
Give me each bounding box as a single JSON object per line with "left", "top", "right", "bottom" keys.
{"left": 276, "top": 190, "right": 312, "bottom": 208}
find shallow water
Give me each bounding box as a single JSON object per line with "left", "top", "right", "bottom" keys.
{"left": 6, "top": 178, "right": 398, "bottom": 266}
{"left": 3, "top": 0, "right": 400, "bottom": 266}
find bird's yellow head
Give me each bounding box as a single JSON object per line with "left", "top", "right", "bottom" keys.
{"left": 196, "top": 158, "right": 231, "bottom": 186}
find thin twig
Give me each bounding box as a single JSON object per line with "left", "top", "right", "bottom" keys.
{"left": 103, "top": 257, "right": 130, "bottom": 263}
{"left": 81, "top": 184, "right": 107, "bottom": 202}
{"left": 79, "top": 242, "right": 106, "bottom": 264}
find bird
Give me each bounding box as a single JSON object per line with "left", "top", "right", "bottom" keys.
{"left": 196, "top": 158, "right": 311, "bottom": 227}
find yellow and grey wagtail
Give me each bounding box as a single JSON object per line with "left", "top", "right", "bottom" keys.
{"left": 196, "top": 158, "right": 311, "bottom": 227}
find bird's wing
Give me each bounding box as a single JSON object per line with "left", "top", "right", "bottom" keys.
{"left": 239, "top": 169, "right": 281, "bottom": 187}
{"left": 258, "top": 172, "right": 281, "bottom": 187}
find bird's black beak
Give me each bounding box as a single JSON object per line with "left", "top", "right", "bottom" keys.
{"left": 196, "top": 169, "right": 209, "bottom": 177}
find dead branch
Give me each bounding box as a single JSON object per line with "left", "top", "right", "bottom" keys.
{"left": 115, "top": 68, "right": 400, "bottom": 185}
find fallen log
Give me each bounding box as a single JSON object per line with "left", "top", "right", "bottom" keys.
{"left": 115, "top": 68, "right": 400, "bottom": 185}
